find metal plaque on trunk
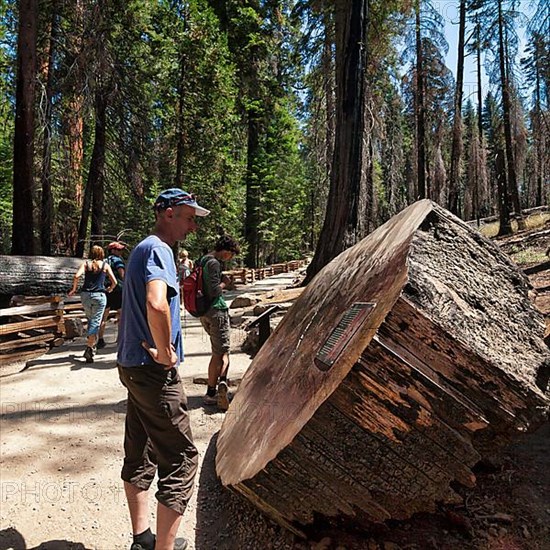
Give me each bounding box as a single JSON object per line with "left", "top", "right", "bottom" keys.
{"left": 314, "top": 302, "right": 376, "bottom": 372}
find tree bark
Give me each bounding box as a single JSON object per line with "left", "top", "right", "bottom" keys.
{"left": 244, "top": 108, "right": 262, "bottom": 268}
{"left": 415, "top": 0, "right": 426, "bottom": 200}
{"left": 76, "top": 90, "right": 107, "bottom": 257}
{"left": 217, "top": 200, "right": 549, "bottom": 534}
{"left": 90, "top": 91, "right": 107, "bottom": 239}
{"left": 448, "top": 0, "right": 466, "bottom": 215}
{"left": 304, "top": 0, "right": 368, "bottom": 284}
{"left": 0, "top": 255, "right": 81, "bottom": 296}
{"left": 175, "top": 4, "right": 189, "bottom": 187}
{"left": 11, "top": 0, "right": 38, "bottom": 255}
{"left": 497, "top": 0, "right": 524, "bottom": 231}
{"left": 496, "top": 146, "right": 512, "bottom": 235}
{"left": 40, "top": 6, "right": 58, "bottom": 256}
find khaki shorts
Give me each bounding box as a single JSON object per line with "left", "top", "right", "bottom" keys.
{"left": 200, "top": 308, "right": 230, "bottom": 355}
{"left": 118, "top": 365, "right": 198, "bottom": 515}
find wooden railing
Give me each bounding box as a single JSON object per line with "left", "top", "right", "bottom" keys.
{"left": 0, "top": 259, "right": 308, "bottom": 363}
{"left": 0, "top": 295, "right": 84, "bottom": 364}
{"left": 225, "top": 259, "right": 308, "bottom": 285}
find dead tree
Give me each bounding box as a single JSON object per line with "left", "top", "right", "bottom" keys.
{"left": 216, "top": 200, "right": 549, "bottom": 537}
{"left": 0, "top": 256, "right": 81, "bottom": 297}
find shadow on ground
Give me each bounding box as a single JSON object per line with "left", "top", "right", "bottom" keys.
{"left": 194, "top": 433, "right": 297, "bottom": 550}
{"left": 0, "top": 528, "right": 89, "bottom": 550}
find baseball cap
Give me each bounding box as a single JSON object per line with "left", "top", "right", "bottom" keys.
{"left": 153, "top": 188, "right": 210, "bottom": 217}
{"left": 107, "top": 241, "right": 125, "bottom": 251}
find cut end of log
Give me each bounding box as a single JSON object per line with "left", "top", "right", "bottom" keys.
{"left": 215, "top": 201, "right": 550, "bottom": 532}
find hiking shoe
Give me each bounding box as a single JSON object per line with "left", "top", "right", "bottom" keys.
{"left": 129, "top": 535, "right": 185, "bottom": 550}
{"left": 217, "top": 380, "right": 230, "bottom": 411}
{"left": 96, "top": 338, "right": 106, "bottom": 349}
{"left": 203, "top": 393, "right": 218, "bottom": 406}
{"left": 83, "top": 346, "right": 94, "bottom": 363}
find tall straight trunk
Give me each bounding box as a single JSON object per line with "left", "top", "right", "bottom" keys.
{"left": 305, "top": 0, "right": 368, "bottom": 284}
{"left": 90, "top": 91, "right": 107, "bottom": 240}
{"left": 534, "top": 43, "right": 543, "bottom": 206}
{"left": 175, "top": 4, "right": 189, "bottom": 187}
{"left": 40, "top": 7, "right": 58, "bottom": 256}
{"left": 175, "top": 55, "right": 186, "bottom": 186}
{"left": 76, "top": 91, "right": 107, "bottom": 257}
{"left": 62, "top": 0, "right": 84, "bottom": 255}
{"left": 322, "top": 6, "right": 335, "bottom": 183}
{"left": 415, "top": 1, "right": 426, "bottom": 199}
{"left": 244, "top": 109, "right": 262, "bottom": 268}
{"left": 448, "top": 0, "right": 466, "bottom": 215}
{"left": 12, "top": 0, "right": 38, "bottom": 255}
{"left": 496, "top": 147, "right": 512, "bottom": 235}
{"left": 497, "top": 0, "right": 523, "bottom": 231}
{"left": 475, "top": 19, "right": 483, "bottom": 145}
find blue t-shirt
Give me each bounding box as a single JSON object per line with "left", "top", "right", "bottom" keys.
{"left": 117, "top": 235, "right": 183, "bottom": 368}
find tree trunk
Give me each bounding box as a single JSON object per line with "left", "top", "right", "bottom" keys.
{"left": 534, "top": 43, "right": 543, "bottom": 207}
{"left": 497, "top": 0, "right": 524, "bottom": 230}
{"left": 244, "top": 108, "right": 262, "bottom": 268}
{"left": 60, "top": 0, "right": 84, "bottom": 256}
{"left": 448, "top": 0, "right": 466, "bottom": 215}
{"left": 322, "top": 5, "right": 335, "bottom": 185}
{"left": 475, "top": 18, "right": 483, "bottom": 147}
{"left": 304, "top": 0, "right": 368, "bottom": 284}
{"left": 90, "top": 91, "right": 107, "bottom": 241}
{"left": 217, "top": 200, "right": 549, "bottom": 535}
{"left": 11, "top": 0, "right": 38, "bottom": 255}
{"left": 175, "top": 4, "right": 189, "bottom": 187}
{"left": 496, "top": 147, "right": 512, "bottom": 235}
{"left": 40, "top": 6, "right": 58, "bottom": 256}
{"left": 415, "top": 0, "right": 426, "bottom": 200}
{"left": 76, "top": 90, "right": 107, "bottom": 257}
{"left": 0, "top": 255, "right": 81, "bottom": 296}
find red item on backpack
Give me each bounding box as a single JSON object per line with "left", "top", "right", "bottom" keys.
{"left": 182, "top": 261, "right": 210, "bottom": 317}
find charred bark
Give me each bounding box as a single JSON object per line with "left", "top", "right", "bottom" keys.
{"left": 305, "top": 0, "right": 369, "bottom": 283}
{"left": 217, "top": 201, "right": 549, "bottom": 535}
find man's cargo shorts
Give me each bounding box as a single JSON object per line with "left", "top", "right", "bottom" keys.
{"left": 117, "top": 364, "right": 198, "bottom": 515}
{"left": 200, "top": 308, "right": 230, "bottom": 355}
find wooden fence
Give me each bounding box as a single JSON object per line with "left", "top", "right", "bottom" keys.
{"left": 0, "top": 295, "right": 84, "bottom": 364}
{"left": 225, "top": 259, "right": 308, "bottom": 285}
{"left": 0, "top": 258, "right": 308, "bottom": 363}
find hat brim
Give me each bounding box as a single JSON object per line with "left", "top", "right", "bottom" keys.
{"left": 191, "top": 204, "right": 210, "bottom": 217}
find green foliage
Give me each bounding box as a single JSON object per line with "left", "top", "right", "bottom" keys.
{"left": 0, "top": 0, "right": 15, "bottom": 253}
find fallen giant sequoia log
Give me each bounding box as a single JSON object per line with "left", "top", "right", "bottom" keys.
{"left": 0, "top": 255, "right": 81, "bottom": 297}
{"left": 216, "top": 200, "right": 550, "bottom": 536}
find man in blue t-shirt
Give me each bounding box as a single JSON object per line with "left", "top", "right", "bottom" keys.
{"left": 117, "top": 188, "right": 209, "bottom": 550}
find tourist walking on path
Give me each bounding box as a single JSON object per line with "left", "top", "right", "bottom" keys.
{"left": 199, "top": 235, "right": 240, "bottom": 411}
{"left": 178, "top": 249, "right": 193, "bottom": 306}
{"left": 97, "top": 240, "right": 126, "bottom": 348}
{"left": 68, "top": 245, "right": 117, "bottom": 363}
{"left": 117, "top": 188, "right": 209, "bottom": 550}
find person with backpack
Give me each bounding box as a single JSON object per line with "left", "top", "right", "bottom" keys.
{"left": 198, "top": 235, "right": 240, "bottom": 411}
{"left": 68, "top": 245, "right": 118, "bottom": 363}
{"left": 97, "top": 241, "right": 126, "bottom": 348}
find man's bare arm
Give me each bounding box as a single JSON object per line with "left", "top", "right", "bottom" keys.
{"left": 144, "top": 279, "right": 177, "bottom": 368}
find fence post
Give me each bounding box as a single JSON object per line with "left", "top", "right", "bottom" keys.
{"left": 52, "top": 295, "right": 65, "bottom": 336}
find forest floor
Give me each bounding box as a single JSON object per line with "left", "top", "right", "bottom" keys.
{"left": 1, "top": 216, "right": 549, "bottom": 550}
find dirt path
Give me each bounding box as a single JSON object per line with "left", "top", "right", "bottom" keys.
{"left": 0, "top": 273, "right": 301, "bottom": 550}
{"left": 1, "top": 268, "right": 549, "bottom": 550}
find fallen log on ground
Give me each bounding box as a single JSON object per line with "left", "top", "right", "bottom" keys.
{"left": 0, "top": 255, "right": 81, "bottom": 297}
{"left": 216, "top": 200, "right": 550, "bottom": 537}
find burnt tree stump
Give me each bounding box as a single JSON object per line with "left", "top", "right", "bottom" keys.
{"left": 216, "top": 200, "right": 550, "bottom": 536}
{"left": 0, "top": 255, "right": 81, "bottom": 297}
